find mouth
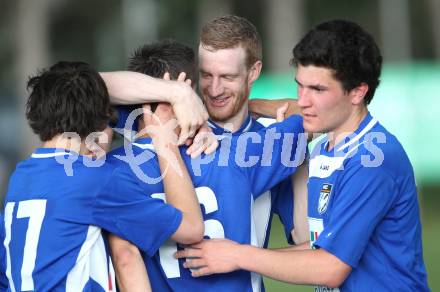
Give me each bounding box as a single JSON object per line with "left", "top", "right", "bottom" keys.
{"left": 301, "top": 112, "right": 316, "bottom": 120}
{"left": 209, "top": 96, "right": 230, "bottom": 107}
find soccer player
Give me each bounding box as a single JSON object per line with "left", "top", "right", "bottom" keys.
{"left": 176, "top": 20, "right": 430, "bottom": 291}
{"left": 107, "top": 39, "right": 307, "bottom": 291}
{"left": 198, "top": 14, "right": 309, "bottom": 249}
{"left": 2, "top": 61, "right": 203, "bottom": 291}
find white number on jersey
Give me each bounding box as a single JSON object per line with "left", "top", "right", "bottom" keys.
{"left": 4, "top": 199, "right": 47, "bottom": 292}
{"left": 151, "top": 186, "right": 225, "bottom": 278}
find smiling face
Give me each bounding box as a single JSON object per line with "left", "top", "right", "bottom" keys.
{"left": 198, "top": 45, "right": 261, "bottom": 128}
{"left": 296, "top": 65, "right": 368, "bottom": 144}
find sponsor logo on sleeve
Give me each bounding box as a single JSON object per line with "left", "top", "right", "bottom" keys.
{"left": 318, "top": 183, "right": 333, "bottom": 214}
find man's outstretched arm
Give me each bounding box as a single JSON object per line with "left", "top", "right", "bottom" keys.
{"left": 109, "top": 235, "right": 151, "bottom": 292}
{"left": 101, "top": 71, "right": 208, "bottom": 143}
{"left": 249, "top": 98, "right": 301, "bottom": 119}
{"left": 175, "top": 239, "right": 351, "bottom": 288}
{"left": 144, "top": 103, "right": 204, "bottom": 244}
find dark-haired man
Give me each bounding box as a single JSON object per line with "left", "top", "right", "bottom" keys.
{"left": 177, "top": 20, "right": 430, "bottom": 291}
{"left": 2, "top": 61, "right": 204, "bottom": 291}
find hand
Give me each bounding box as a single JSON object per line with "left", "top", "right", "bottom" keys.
{"left": 174, "top": 239, "right": 241, "bottom": 277}
{"left": 276, "top": 102, "right": 289, "bottom": 122}
{"left": 140, "top": 103, "right": 178, "bottom": 145}
{"left": 167, "top": 73, "right": 208, "bottom": 145}
{"left": 186, "top": 123, "right": 219, "bottom": 158}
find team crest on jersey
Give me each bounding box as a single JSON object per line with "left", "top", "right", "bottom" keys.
{"left": 318, "top": 183, "right": 333, "bottom": 214}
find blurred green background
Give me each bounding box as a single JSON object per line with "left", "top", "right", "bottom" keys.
{"left": 0, "top": 0, "right": 438, "bottom": 290}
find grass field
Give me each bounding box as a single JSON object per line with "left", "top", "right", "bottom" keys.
{"left": 263, "top": 191, "right": 440, "bottom": 291}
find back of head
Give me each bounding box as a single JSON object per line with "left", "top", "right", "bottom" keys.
{"left": 128, "top": 40, "right": 196, "bottom": 82}
{"left": 26, "top": 61, "right": 112, "bottom": 141}
{"left": 200, "top": 15, "right": 262, "bottom": 68}
{"left": 292, "top": 20, "right": 382, "bottom": 104}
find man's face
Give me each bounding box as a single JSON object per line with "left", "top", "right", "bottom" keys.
{"left": 198, "top": 45, "right": 252, "bottom": 123}
{"left": 296, "top": 65, "right": 355, "bottom": 135}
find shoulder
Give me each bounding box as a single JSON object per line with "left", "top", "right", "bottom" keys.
{"left": 354, "top": 121, "right": 414, "bottom": 180}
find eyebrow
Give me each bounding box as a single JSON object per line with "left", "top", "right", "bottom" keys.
{"left": 200, "top": 70, "right": 239, "bottom": 79}
{"left": 295, "top": 78, "right": 328, "bottom": 90}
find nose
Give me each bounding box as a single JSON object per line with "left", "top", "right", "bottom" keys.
{"left": 208, "top": 77, "right": 224, "bottom": 97}
{"left": 297, "top": 86, "right": 311, "bottom": 108}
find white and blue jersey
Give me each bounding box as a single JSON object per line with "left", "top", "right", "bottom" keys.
{"left": 308, "top": 112, "right": 429, "bottom": 291}
{"left": 109, "top": 115, "right": 306, "bottom": 292}
{"left": 208, "top": 115, "right": 295, "bottom": 249}
{"left": 2, "top": 149, "right": 182, "bottom": 292}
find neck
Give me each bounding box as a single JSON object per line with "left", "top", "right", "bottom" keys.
{"left": 213, "top": 103, "right": 249, "bottom": 133}
{"left": 42, "top": 134, "right": 90, "bottom": 155}
{"left": 327, "top": 107, "right": 368, "bottom": 150}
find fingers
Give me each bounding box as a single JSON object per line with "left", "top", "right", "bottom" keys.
{"left": 188, "top": 143, "right": 207, "bottom": 159}
{"left": 177, "top": 72, "right": 187, "bottom": 82}
{"left": 276, "top": 102, "right": 289, "bottom": 122}
{"left": 142, "top": 103, "right": 152, "bottom": 116}
{"left": 183, "top": 258, "right": 205, "bottom": 269}
{"left": 185, "top": 127, "right": 219, "bottom": 158}
{"left": 174, "top": 248, "right": 202, "bottom": 259}
{"left": 178, "top": 127, "right": 190, "bottom": 146}
{"left": 204, "top": 139, "right": 218, "bottom": 155}
{"left": 174, "top": 82, "right": 208, "bottom": 145}
{"left": 191, "top": 267, "right": 212, "bottom": 277}
{"left": 163, "top": 72, "right": 171, "bottom": 81}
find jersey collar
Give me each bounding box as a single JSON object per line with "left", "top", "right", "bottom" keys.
{"left": 207, "top": 115, "right": 253, "bottom": 136}
{"left": 31, "top": 148, "right": 76, "bottom": 158}
{"left": 131, "top": 137, "right": 155, "bottom": 152}
{"left": 323, "top": 112, "right": 377, "bottom": 154}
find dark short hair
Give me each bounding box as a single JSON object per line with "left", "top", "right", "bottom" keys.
{"left": 127, "top": 40, "right": 195, "bottom": 113}
{"left": 26, "top": 61, "right": 112, "bottom": 141}
{"left": 200, "top": 15, "right": 262, "bottom": 69}
{"left": 291, "top": 20, "right": 382, "bottom": 104}
{"left": 128, "top": 39, "right": 196, "bottom": 82}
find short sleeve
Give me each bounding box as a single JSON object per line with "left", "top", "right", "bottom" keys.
{"left": 92, "top": 165, "right": 182, "bottom": 256}
{"left": 239, "top": 115, "right": 306, "bottom": 197}
{"left": 314, "top": 162, "right": 397, "bottom": 267}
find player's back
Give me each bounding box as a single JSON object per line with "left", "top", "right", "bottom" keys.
{"left": 3, "top": 148, "right": 114, "bottom": 292}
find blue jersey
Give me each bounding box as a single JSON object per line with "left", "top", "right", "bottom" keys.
{"left": 110, "top": 115, "right": 305, "bottom": 292}
{"left": 0, "top": 213, "right": 7, "bottom": 290}
{"left": 308, "top": 113, "right": 429, "bottom": 291}
{"left": 2, "top": 149, "right": 182, "bottom": 292}
{"left": 208, "top": 116, "right": 294, "bottom": 249}
{"left": 114, "top": 108, "right": 295, "bottom": 247}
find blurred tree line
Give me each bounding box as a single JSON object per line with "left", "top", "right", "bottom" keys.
{"left": 0, "top": 0, "right": 440, "bottom": 198}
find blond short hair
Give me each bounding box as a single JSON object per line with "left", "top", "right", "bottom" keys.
{"left": 200, "top": 15, "right": 262, "bottom": 68}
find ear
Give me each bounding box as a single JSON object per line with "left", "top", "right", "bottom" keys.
{"left": 350, "top": 82, "right": 369, "bottom": 105}
{"left": 247, "top": 60, "right": 262, "bottom": 85}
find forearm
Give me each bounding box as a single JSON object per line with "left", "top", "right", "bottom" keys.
{"left": 109, "top": 235, "right": 151, "bottom": 292}
{"left": 291, "top": 163, "right": 309, "bottom": 244}
{"left": 272, "top": 241, "right": 310, "bottom": 252}
{"left": 236, "top": 245, "right": 348, "bottom": 287}
{"left": 249, "top": 98, "right": 300, "bottom": 118}
{"left": 154, "top": 141, "right": 204, "bottom": 243}
{"left": 101, "top": 71, "right": 177, "bottom": 105}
